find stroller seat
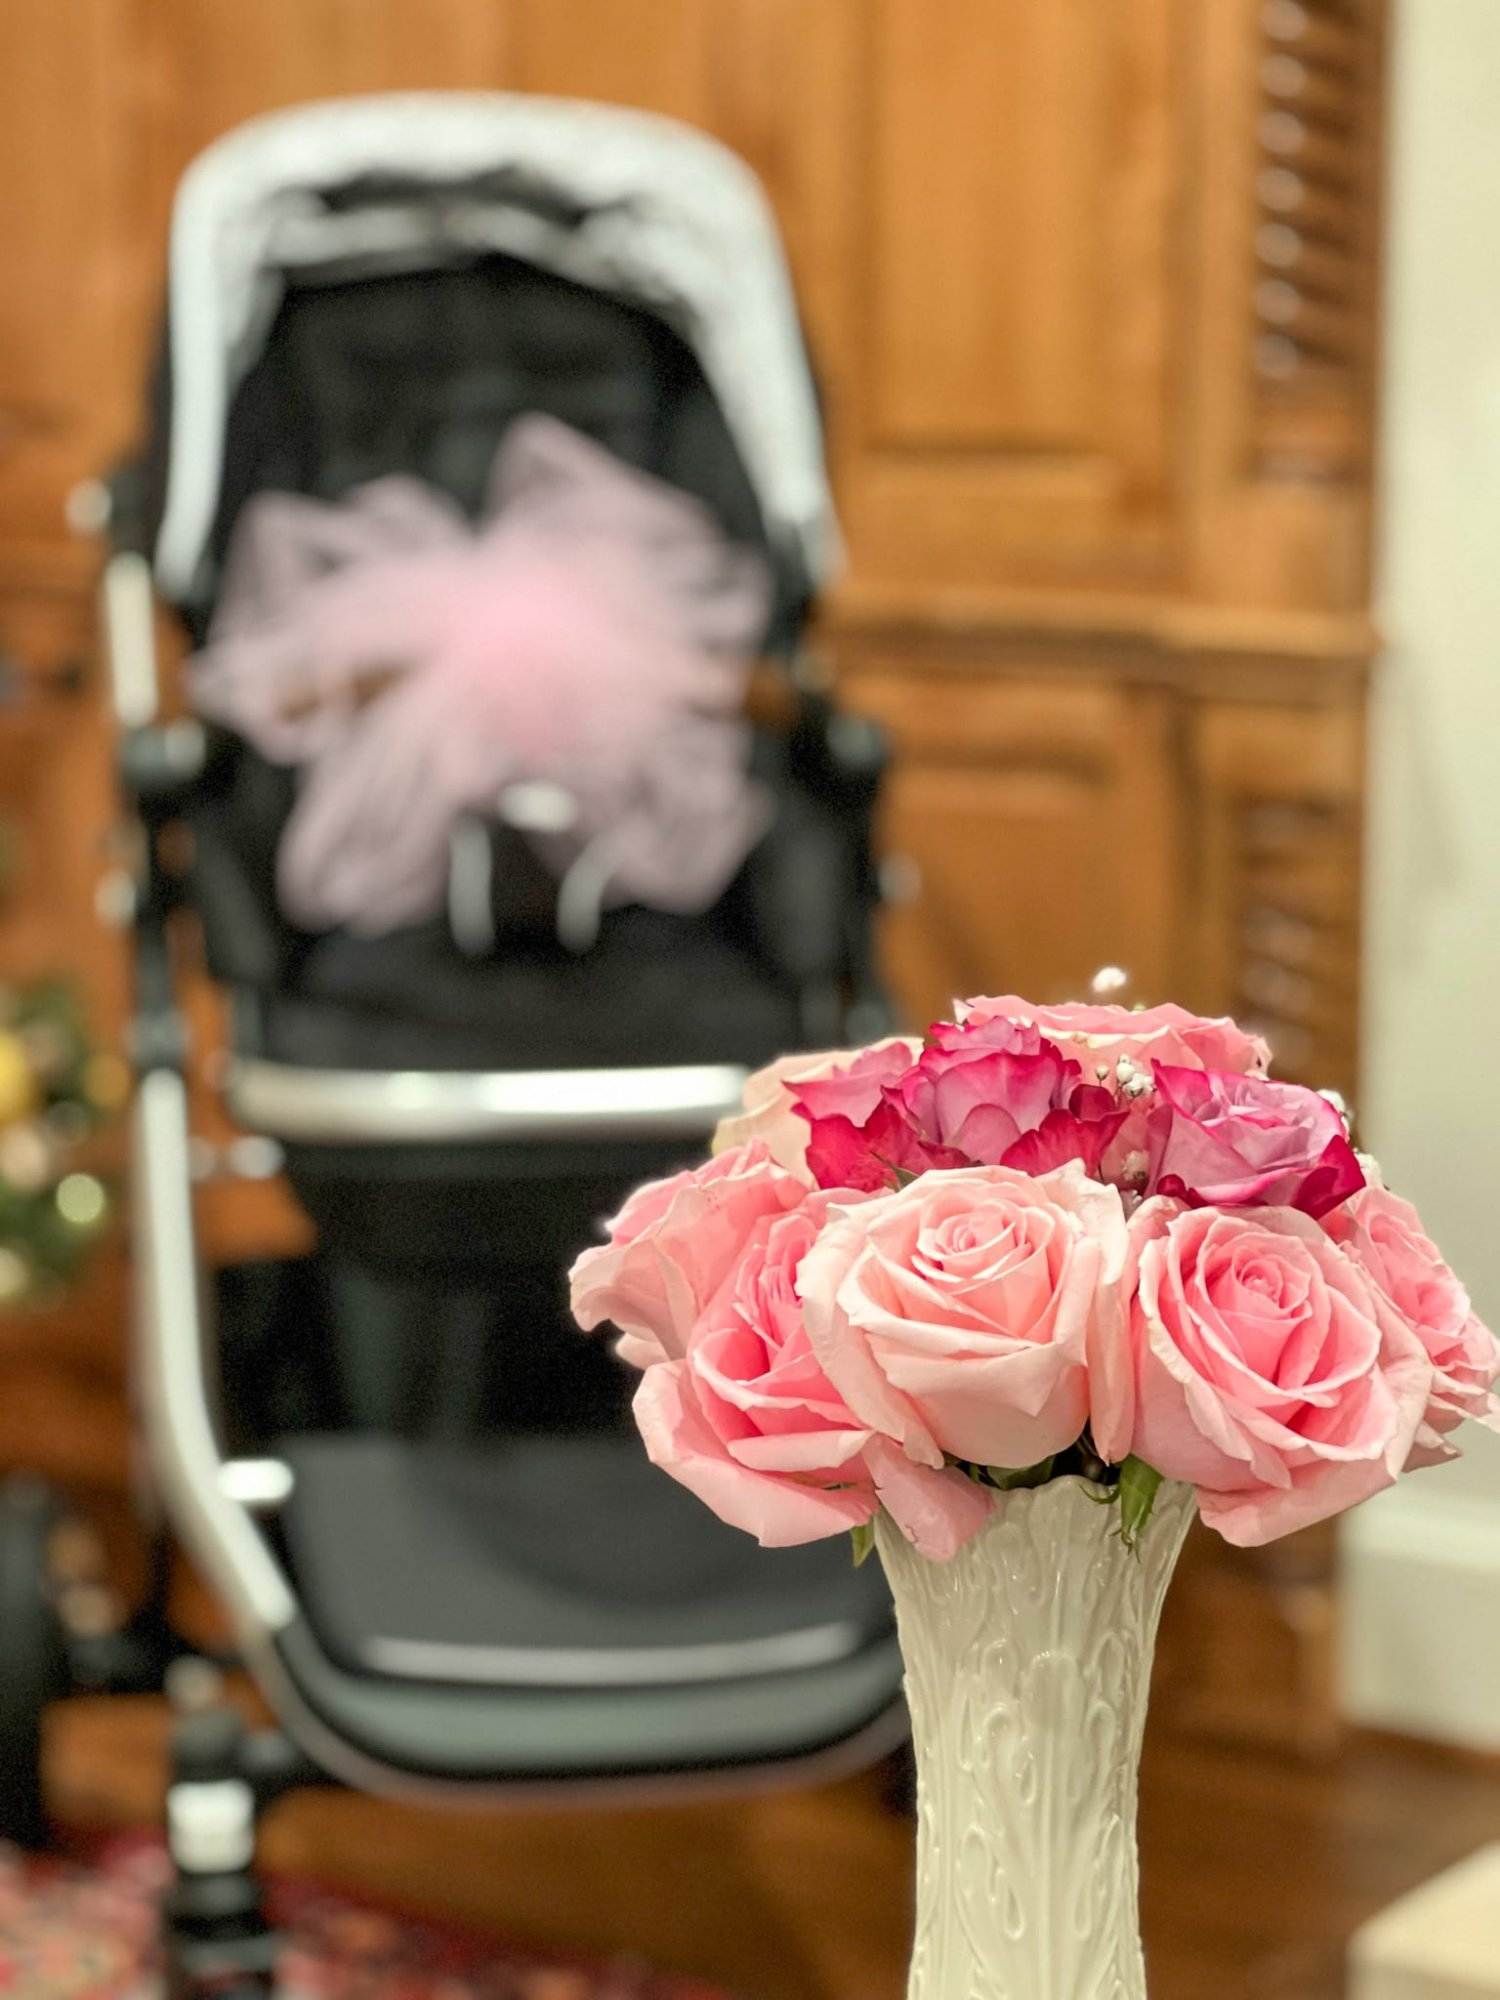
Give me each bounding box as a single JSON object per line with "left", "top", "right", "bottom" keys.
{"left": 267, "top": 1432, "right": 900, "bottom": 1781}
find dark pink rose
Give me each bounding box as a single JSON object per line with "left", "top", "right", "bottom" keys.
{"left": 791, "top": 1043, "right": 967, "bottom": 1192}
{"left": 1324, "top": 1184, "right": 1500, "bottom": 1464}
{"left": 632, "top": 1190, "right": 993, "bottom": 1554}
{"left": 1145, "top": 1065, "right": 1364, "bottom": 1217}
{"left": 709, "top": 1037, "right": 921, "bottom": 1179}
{"left": 791, "top": 1018, "right": 1127, "bottom": 1191}
{"left": 1095, "top": 1201, "right": 1433, "bottom": 1546}
{"left": 892, "top": 1018, "right": 1128, "bottom": 1178}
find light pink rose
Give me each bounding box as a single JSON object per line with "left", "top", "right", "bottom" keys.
{"left": 633, "top": 1191, "right": 993, "bottom": 1554}
{"left": 1145, "top": 1065, "right": 1364, "bottom": 1218}
{"left": 569, "top": 1141, "right": 805, "bottom": 1368}
{"left": 958, "top": 995, "right": 1271, "bottom": 1079}
{"left": 1323, "top": 1185, "right": 1500, "bottom": 1464}
{"left": 710, "top": 1039, "right": 921, "bottom": 1178}
{"left": 1101, "top": 1201, "right": 1433, "bottom": 1547}
{"left": 797, "top": 1162, "right": 1129, "bottom": 1472}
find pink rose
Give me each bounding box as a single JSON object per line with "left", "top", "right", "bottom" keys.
{"left": 797, "top": 1163, "right": 1128, "bottom": 1472}
{"left": 1145, "top": 1065, "right": 1364, "bottom": 1218}
{"left": 1099, "top": 1202, "right": 1432, "bottom": 1546}
{"left": 710, "top": 1039, "right": 920, "bottom": 1178}
{"left": 789, "top": 1020, "right": 1127, "bottom": 1192}
{"left": 633, "top": 1192, "right": 993, "bottom": 1554}
{"left": 895, "top": 1017, "right": 1128, "bottom": 1178}
{"left": 1323, "top": 1185, "right": 1500, "bottom": 1463}
{"left": 958, "top": 995, "right": 1271, "bottom": 1078}
{"left": 569, "top": 1141, "right": 805, "bottom": 1368}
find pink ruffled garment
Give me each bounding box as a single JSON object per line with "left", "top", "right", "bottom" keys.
{"left": 189, "top": 415, "right": 773, "bottom": 937}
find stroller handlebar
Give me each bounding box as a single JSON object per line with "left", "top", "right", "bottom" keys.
{"left": 224, "top": 1058, "right": 750, "bottom": 1147}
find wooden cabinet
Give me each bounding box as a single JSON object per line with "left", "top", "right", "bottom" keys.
{"left": 843, "top": 659, "right": 1180, "bottom": 1025}
{"left": 1187, "top": 688, "right": 1366, "bottom": 1093}
{"left": 793, "top": 0, "right": 1183, "bottom": 597}
{"left": 844, "top": 631, "right": 1367, "bottom": 1096}
{"left": 0, "top": 0, "right": 1387, "bottom": 1754}
{"left": 0, "top": 4, "right": 147, "bottom": 576}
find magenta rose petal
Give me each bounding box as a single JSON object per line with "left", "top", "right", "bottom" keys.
{"left": 710, "top": 1037, "right": 923, "bottom": 1176}
{"left": 1146, "top": 1064, "right": 1365, "bottom": 1217}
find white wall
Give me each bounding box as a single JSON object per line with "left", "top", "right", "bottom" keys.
{"left": 1342, "top": 0, "right": 1500, "bottom": 1749}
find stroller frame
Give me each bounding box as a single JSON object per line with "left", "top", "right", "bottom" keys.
{"left": 52, "top": 91, "right": 911, "bottom": 1998}
{"left": 107, "top": 548, "right": 904, "bottom": 1996}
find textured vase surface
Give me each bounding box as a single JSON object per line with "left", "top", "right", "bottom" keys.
{"left": 876, "top": 1476, "right": 1195, "bottom": 2000}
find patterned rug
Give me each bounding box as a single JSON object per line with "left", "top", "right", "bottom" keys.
{"left": 0, "top": 1838, "right": 735, "bottom": 1999}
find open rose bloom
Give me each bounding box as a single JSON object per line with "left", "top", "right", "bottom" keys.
{"left": 570, "top": 997, "right": 1499, "bottom": 1556}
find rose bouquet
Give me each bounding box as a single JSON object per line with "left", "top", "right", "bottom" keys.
{"left": 570, "top": 995, "right": 1499, "bottom": 1561}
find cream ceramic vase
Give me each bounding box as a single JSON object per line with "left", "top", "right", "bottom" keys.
{"left": 876, "top": 1476, "right": 1195, "bottom": 2000}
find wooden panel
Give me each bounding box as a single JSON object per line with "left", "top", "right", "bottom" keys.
{"left": 146, "top": 0, "right": 514, "bottom": 148}
{"left": 1159, "top": 1515, "right": 1342, "bottom": 1757}
{"left": 0, "top": 690, "right": 127, "bottom": 1040}
{"left": 140, "top": 0, "right": 516, "bottom": 265}
{"left": 1188, "top": 694, "right": 1364, "bottom": 1094}
{"left": 0, "top": 0, "right": 147, "bottom": 555}
{"left": 513, "top": 0, "right": 716, "bottom": 121}
{"left": 1252, "top": 0, "right": 1386, "bottom": 478}
{"left": 0, "top": 1334, "right": 131, "bottom": 1498}
{"left": 840, "top": 659, "right": 1179, "bottom": 1029}
{"left": 871, "top": 2, "right": 1115, "bottom": 451}
{"left": 1185, "top": 0, "right": 1386, "bottom": 612}
{"left": 1157, "top": 684, "right": 1366, "bottom": 1758}
{"left": 803, "top": 0, "right": 1181, "bottom": 597}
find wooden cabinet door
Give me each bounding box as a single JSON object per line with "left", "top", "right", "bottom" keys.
{"left": 778, "top": 0, "right": 1184, "bottom": 603}
{"left": 842, "top": 658, "right": 1179, "bottom": 1029}
{"left": 0, "top": 0, "right": 146, "bottom": 569}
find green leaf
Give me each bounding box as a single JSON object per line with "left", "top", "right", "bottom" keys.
{"left": 984, "top": 1456, "right": 1056, "bottom": 1492}
{"left": 1118, "top": 1456, "right": 1164, "bottom": 1550}
{"left": 850, "top": 1521, "right": 876, "bottom": 1568}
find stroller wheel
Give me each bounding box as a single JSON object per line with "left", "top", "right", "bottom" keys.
{"left": 0, "top": 1477, "right": 70, "bottom": 1850}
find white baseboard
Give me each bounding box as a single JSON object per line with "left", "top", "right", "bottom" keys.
{"left": 1340, "top": 1487, "right": 1500, "bottom": 1751}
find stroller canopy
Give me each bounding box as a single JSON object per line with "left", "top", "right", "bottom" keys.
{"left": 151, "top": 92, "right": 839, "bottom": 608}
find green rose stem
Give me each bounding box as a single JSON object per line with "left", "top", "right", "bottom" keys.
{"left": 1117, "top": 1456, "right": 1164, "bottom": 1550}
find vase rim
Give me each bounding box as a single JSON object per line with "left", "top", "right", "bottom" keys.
{"left": 976, "top": 1471, "right": 1189, "bottom": 1501}
{"left": 937, "top": 1470, "right": 1197, "bottom": 1540}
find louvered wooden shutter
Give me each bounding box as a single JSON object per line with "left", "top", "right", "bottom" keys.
{"left": 1251, "top": 0, "right": 1386, "bottom": 477}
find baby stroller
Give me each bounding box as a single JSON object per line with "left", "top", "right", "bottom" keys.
{"left": 2, "top": 94, "right": 905, "bottom": 1993}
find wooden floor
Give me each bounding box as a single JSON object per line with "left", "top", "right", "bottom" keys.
{"left": 46, "top": 1696, "right": 1500, "bottom": 2000}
